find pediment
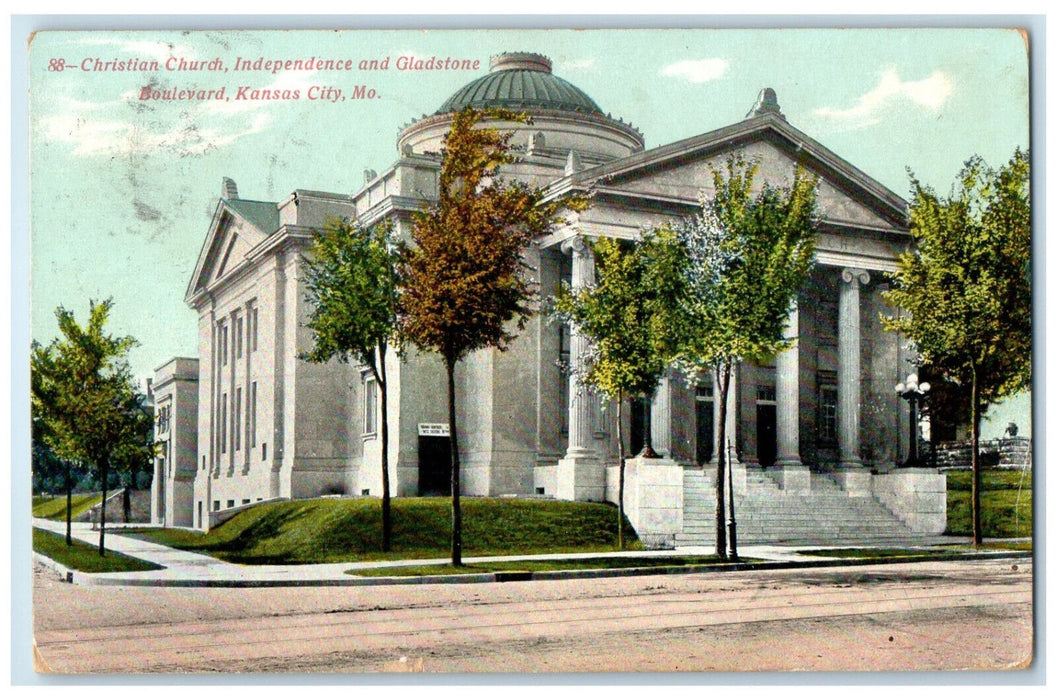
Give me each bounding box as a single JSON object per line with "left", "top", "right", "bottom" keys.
{"left": 565, "top": 114, "right": 909, "bottom": 234}
{"left": 185, "top": 199, "right": 277, "bottom": 304}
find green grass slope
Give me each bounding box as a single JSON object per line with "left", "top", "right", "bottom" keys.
{"left": 135, "top": 497, "right": 641, "bottom": 565}
{"left": 946, "top": 469, "right": 1033, "bottom": 538}
{"left": 32, "top": 493, "right": 103, "bottom": 521}
{"left": 33, "top": 528, "right": 163, "bottom": 573}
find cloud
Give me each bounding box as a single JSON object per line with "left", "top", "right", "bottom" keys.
{"left": 34, "top": 67, "right": 318, "bottom": 157}
{"left": 661, "top": 58, "right": 729, "bottom": 83}
{"left": 37, "top": 110, "right": 270, "bottom": 157}
{"left": 563, "top": 58, "right": 596, "bottom": 70}
{"left": 813, "top": 68, "right": 954, "bottom": 126}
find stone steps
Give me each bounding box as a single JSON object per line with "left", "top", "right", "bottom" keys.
{"left": 676, "top": 467, "right": 918, "bottom": 547}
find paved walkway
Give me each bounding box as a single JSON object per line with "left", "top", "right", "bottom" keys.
{"left": 32, "top": 517, "right": 1022, "bottom": 588}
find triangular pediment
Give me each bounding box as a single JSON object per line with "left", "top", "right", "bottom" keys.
{"left": 557, "top": 113, "right": 909, "bottom": 234}
{"left": 185, "top": 198, "right": 277, "bottom": 304}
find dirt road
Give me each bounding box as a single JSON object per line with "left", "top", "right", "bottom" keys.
{"left": 32, "top": 557, "right": 1033, "bottom": 674}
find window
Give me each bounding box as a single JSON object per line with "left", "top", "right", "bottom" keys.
{"left": 262, "top": 442, "right": 267, "bottom": 461}
{"left": 213, "top": 500, "right": 220, "bottom": 511}
{"left": 242, "top": 499, "right": 250, "bottom": 505}
{"left": 219, "top": 322, "right": 228, "bottom": 366}
{"left": 220, "top": 393, "right": 228, "bottom": 453}
{"left": 250, "top": 306, "right": 259, "bottom": 352}
{"left": 757, "top": 386, "right": 776, "bottom": 404}
{"left": 227, "top": 499, "right": 235, "bottom": 509}
{"left": 235, "top": 315, "right": 243, "bottom": 359}
{"left": 819, "top": 385, "right": 838, "bottom": 445}
{"left": 363, "top": 376, "right": 378, "bottom": 435}
{"left": 250, "top": 382, "right": 257, "bottom": 447}
{"left": 235, "top": 388, "right": 242, "bottom": 451}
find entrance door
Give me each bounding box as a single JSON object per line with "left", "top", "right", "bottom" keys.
{"left": 418, "top": 435, "right": 452, "bottom": 496}
{"left": 757, "top": 404, "right": 777, "bottom": 467}
{"left": 696, "top": 397, "right": 714, "bottom": 465}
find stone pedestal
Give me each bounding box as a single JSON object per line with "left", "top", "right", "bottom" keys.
{"left": 872, "top": 468, "right": 947, "bottom": 533}
{"left": 779, "top": 463, "right": 811, "bottom": 493}
{"left": 556, "top": 455, "right": 605, "bottom": 502}
{"left": 606, "top": 455, "right": 683, "bottom": 548}
{"left": 835, "top": 467, "right": 872, "bottom": 496}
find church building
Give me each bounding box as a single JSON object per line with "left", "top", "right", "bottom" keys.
{"left": 152, "top": 52, "right": 945, "bottom": 543}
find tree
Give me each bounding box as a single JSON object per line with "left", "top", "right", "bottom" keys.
{"left": 398, "top": 107, "right": 587, "bottom": 566}
{"left": 883, "top": 150, "right": 1031, "bottom": 545}
{"left": 302, "top": 218, "right": 400, "bottom": 551}
{"left": 30, "top": 299, "right": 154, "bottom": 555}
{"left": 671, "top": 156, "right": 818, "bottom": 560}
{"left": 551, "top": 231, "right": 683, "bottom": 549}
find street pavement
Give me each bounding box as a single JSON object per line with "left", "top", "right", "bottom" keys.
{"left": 31, "top": 516, "right": 1027, "bottom": 588}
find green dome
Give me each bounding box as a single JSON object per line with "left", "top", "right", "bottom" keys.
{"left": 436, "top": 53, "right": 603, "bottom": 116}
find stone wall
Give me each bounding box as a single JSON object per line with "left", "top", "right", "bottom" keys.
{"left": 933, "top": 437, "right": 1031, "bottom": 471}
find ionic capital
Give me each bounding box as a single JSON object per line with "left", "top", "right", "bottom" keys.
{"left": 841, "top": 267, "right": 871, "bottom": 286}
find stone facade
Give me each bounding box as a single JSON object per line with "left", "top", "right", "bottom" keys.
{"left": 154, "top": 53, "right": 945, "bottom": 537}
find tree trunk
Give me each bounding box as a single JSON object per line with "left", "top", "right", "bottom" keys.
{"left": 123, "top": 480, "right": 131, "bottom": 523}
{"left": 617, "top": 389, "right": 626, "bottom": 550}
{"left": 971, "top": 363, "right": 983, "bottom": 546}
{"left": 446, "top": 357, "right": 462, "bottom": 567}
{"left": 98, "top": 454, "right": 109, "bottom": 557}
{"left": 714, "top": 363, "right": 730, "bottom": 560}
{"left": 65, "top": 461, "right": 72, "bottom": 546}
{"left": 378, "top": 344, "right": 392, "bottom": 553}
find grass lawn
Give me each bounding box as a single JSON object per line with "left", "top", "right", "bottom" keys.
{"left": 946, "top": 469, "right": 1033, "bottom": 538}
{"left": 349, "top": 555, "right": 730, "bottom": 577}
{"left": 32, "top": 493, "right": 102, "bottom": 521}
{"left": 798, "top": 547, "right": 941, "bottom": 559}
{"left": 33, "top": 528, "right": 163, "bottom": 573}
{"left": 130, "top": 497, "right": 642, "bottom": 565}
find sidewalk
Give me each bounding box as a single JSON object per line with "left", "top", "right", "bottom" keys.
{"left": 32, "top": 517, "right": 1028, "bottom": 588}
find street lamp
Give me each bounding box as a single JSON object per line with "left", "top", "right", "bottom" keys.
{"left": 895, "top": 373, "right": 931, "bottom": 467}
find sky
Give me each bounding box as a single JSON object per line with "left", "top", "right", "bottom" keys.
{"left": 25, "top": 27, "right": 1032, "bottom": 437}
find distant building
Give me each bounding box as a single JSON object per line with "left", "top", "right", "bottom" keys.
{"left": 154, "top": 53, "right": 945, "bottom": 540}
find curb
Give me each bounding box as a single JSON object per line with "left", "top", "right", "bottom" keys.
{"left": 66, "top": 549, "right": 1032, "bottom": 588}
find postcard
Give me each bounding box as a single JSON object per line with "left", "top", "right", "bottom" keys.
{"left": 25, "top": 25, "right": 1033, "bottom": 676}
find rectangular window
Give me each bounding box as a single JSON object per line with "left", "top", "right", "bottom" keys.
{"left": 819, "top": 385, "right": 838, "bottom": 444}
{"left": 251, "top": 306, "right": 258, "bottom": 352}
{"left": 220, "top": 323, "right": 228, "bottom": 366}
{"left": 363, "top": 377, "right": 378, "bottom": 436}
{"left": 213, "top": 500, "right": 220, "bottom": 511}
{"left": 242, "top": 499, "right": 250, "bottom": 505}
{"left": 227, "top": 499, "right": 235, "bottom": 509}
{"left": 221, "top": 393, "right": 228, "bottom": 453}
{"left": 250, "top": 382, "right": 257, "bottom": 447}
{"left": 235, "top": 315, "right": 243, "bottom": 359}
{"left": 262, "top": 442, "right": 267, "bottom": 461}
{"left": 757, "top": 386, "right": 777, "bottom": 404}
{"left": 202, "top": 455, "right": 206, "bottom": 471}
{"left": 235, "top": 388, "right": 242, "bottom": 451}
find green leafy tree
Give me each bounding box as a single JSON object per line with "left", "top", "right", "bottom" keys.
{"left": 883, "top": 150, "right": 1031, "bottom": 545}
{"left": 31, "top": 299, "right": 154, "bottom": 555}
{"left": 551, "top": 231, "right": 683, "bottom": 549}
{"left": 302, "top": 218, "right": 400, "bottom": 551}
{"left": 671, "top": 156, "right": 818, "bottom": 560}
{"left": 398, "top": 107, "right": 587, "bottom": 566}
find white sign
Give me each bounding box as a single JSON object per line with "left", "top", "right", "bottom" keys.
{"left": 418, "top": 423, "right": 450, "bottom": 437}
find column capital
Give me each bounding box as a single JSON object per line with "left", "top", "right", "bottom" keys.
{"left": 841, "top": 267, "right": 871, "bottom": 286}
{"left": 560, "top": 234, "right": 591, "bottom": 256}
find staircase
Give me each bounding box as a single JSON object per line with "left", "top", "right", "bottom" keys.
{"left": 676, "top": 467, "right": 921, "bottom": 548}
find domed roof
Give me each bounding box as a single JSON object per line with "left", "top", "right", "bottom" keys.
{"left": 436, "top": 53, "right": 603, "bottom": 116}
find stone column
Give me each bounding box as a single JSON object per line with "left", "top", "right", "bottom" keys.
{"left": 838, "top": 268, "right": 870, "bottom": 493}
{"left": 650, "top": 374, "right": 672, "bottom": 457}
{"left": 557, "top": 236, "right": 603, "bottom": 501}
{"left": 775, "top": 302, "right": 809, "bottom": 491}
